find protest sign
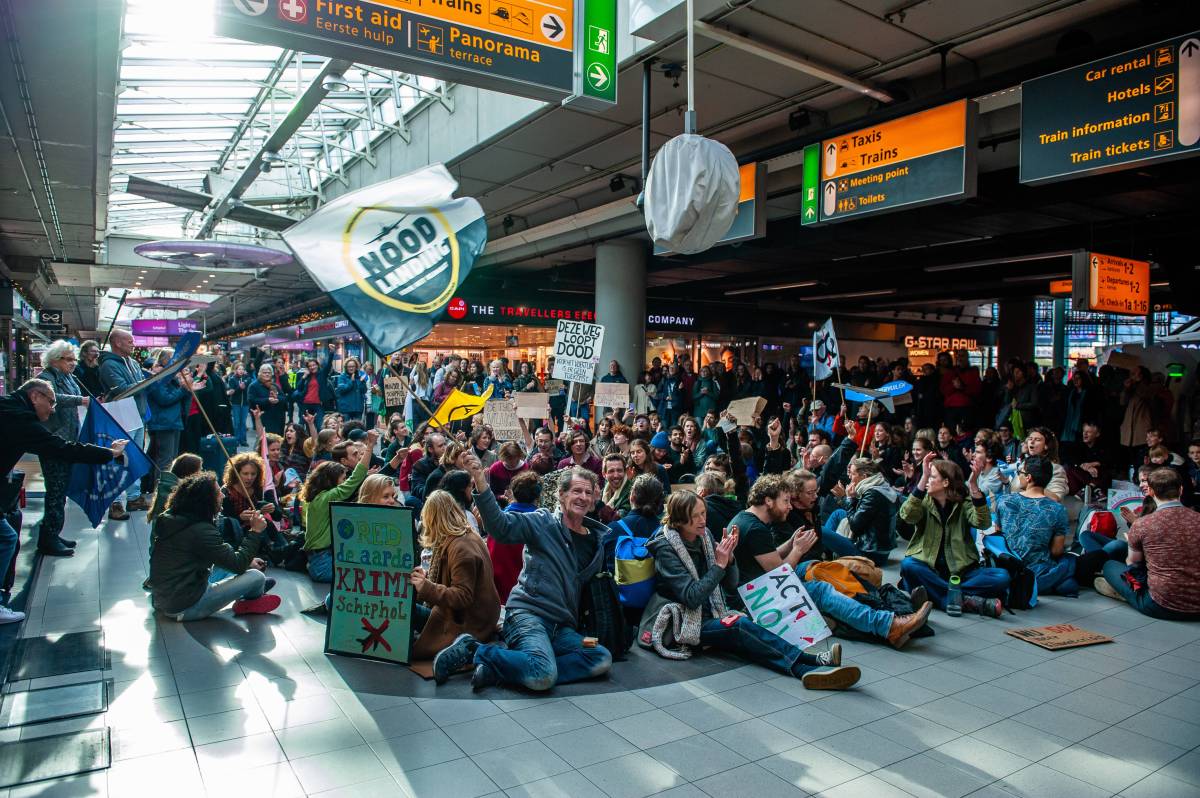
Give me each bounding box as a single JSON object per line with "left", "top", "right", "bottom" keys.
{"left": 1106, "top": 480, "right": 1142, "bottom": 513}
{"left": 1006, "top": 624, "right": 1112, "bottom": 651}
{"left": 484, "top": 399, "right": 524, "bottom": 441}
{"left": 544, "top": 378, "right": 566, "bottom": 394}
{"left": 383, "top": 376, "right": 406, "bottom": 408}
{"left": 813, "top": 318, "right": 839, "bottom": 379}
{"left": 593, "top": 381, "right": 629, "bottom": 409}
{"left": 738, "top": 563, "right": 832, "bottom": 649}
{"left": 77, "top": 397, "right": 143, "bottom": 433}
{"left": 326, "top": 502, "right": 416, "bottom": 665}
{"left": 514, "top": 392, "right": 549, "bottom": 419}
{"left": 551, "top": 320, "right": 605, "bottom": 384}
{"left": 725, "top": 396, "right": 767, "bottom": 424}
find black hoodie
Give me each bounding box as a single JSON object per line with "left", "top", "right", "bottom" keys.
{"left": 0, "top": 393, "right": 115, "bottom": 477}
{"left": 148, "top": 512, "right": 262, "bottom": 614}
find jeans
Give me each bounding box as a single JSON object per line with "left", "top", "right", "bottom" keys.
{"left": 474, "top": 609, "right": 613, "bottom": 691}
{"left": 0, "top": 516, "right": 17, "bottom": 607}
{"left": 124, "top": 427, "right": 145, "bottom": 502}
{"left": 307, "top": 549, "right": 332, "bottom": 583}
{"left": 1080, "top": 530, "right": 1129, "bottom": 561}
{"left": 699, "top": 616, "right": 823, "bottom": 677}
{"left": 301, "top": 403, "right": 324, "bottom": 431}
{"left": 231, "top": 404, "right": 249, "bottom": 445}
{"left": 820, "top": 514, "right": 889, "bottom": 566}
{"left": 164, "top": 570, "right": 266, "bottom": 621}
{"left": 150, "top": 430, "right": 180, "bottom": 473}
{"left": 899, "top": 556, "right": 1011, "bottom": 610}
{"left": 804, "top": 577, "right": 894, "bottom": 638}
{"left": 822, "top": 509, "right": 848, "bottom": 537}
{"left": 1101, "top": 561, "right": 1200, "bottom": 621}
{"left": 36, "top": 456, "right": 72, "bottom": 546}
{"left": 1029, "top": 558, "right": 1079, "bottom": 596}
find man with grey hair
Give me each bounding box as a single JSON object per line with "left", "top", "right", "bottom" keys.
{"left": 98, "top": 328, "right": 148, "bottom": 519}
{"left": 433, "top": 457, "right": 613, "bottom": 690}
{"left": 1, "top": 379, "right": 127, "bottom": 622}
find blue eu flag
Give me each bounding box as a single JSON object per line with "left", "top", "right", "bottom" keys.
{"left": 67, "top": 402, "right": 154, "bottom": 527}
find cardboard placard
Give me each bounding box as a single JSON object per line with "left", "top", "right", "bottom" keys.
{"left": 551, "top": 320, "right": 605, "bottom": 384}
{"left": 593, "top": 381, "right": 629, "bottom": 408}
{"left": 738, "top": 563, "right": 832, "bottom": 649}
{"left": 325, "top": 502, "right": 415, "bottom": 665}
{"left": 383, "top": 376, "right": 405, "bottom": 408}
{"left": 1006, "top": 624, "right": 1112, "bottom": 650}
{"left": 514, "top": 392, "right": 550, "bottom": 419}
{"left": 544, "top": 379, "right": 566, "bottom": 394}
{"left": 725, "top": 396, "right": 767, "bottom": 424}
{"left": 483, "top": 399, "right": 524, "bottom": 442}
{"left": 1106, "top": 480, "right": 1142, "bottom": 513}
{"left": 1105, "top": 351, "right": 1141, "bottom": 371}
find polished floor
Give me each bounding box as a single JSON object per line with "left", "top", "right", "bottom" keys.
{"left": 1, "top": 484, "right": 1199, "bottom": 797}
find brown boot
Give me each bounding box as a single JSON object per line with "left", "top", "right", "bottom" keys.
{"left": 887, "top": 601, "right": 933, "bottom": 649}
{"left": 127, "top": 496, "right": 151, "bottom": 511}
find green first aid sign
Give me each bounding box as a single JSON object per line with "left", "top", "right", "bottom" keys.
{"left": 565, "top": 0, "right": 617, "bottom": 110}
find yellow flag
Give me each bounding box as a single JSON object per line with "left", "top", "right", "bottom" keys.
{"left": 429, "top": 384, "right": 494, "bottom": 428}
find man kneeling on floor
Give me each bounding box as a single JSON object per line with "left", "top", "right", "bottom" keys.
{"left": 640, "top": 491, "right": 861, "bottom": 689}
{"left": 149, "top": 472, "right": 279, "bottom": 620}
{"left": 433, "top": 456, "right": 613, "bottom": 690}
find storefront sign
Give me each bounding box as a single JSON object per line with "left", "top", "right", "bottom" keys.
{"left": 807, "top": 100, "right": 977, "bottom": 223}
{"left": 903, "top": 335, "right": 981, "bottom": 351}
{"left": 483, "top": 398, "right": 524, "bottom": 441}
{"left": 1070, "top": 251, "right": 1150, "bottom": 315}
{"left": 646, "top": 313, "right": 696, "bottom": 329}
{"left": 326, "top": 502, "right": 415, "bottom": 665}
{"left": 216, "top": 0, "right": 579, "bottom": 103}
{"left": 131, "top": 318, "right": 200, "bottom": 336}
{"left": 1020, "top": 33, "right": 1200, "bottom": 184}
{"left": 551, "top": 319, "right": 604, "bottom": 383}
{"left": 453, "top": 300, "right": 595, "bottom": 323}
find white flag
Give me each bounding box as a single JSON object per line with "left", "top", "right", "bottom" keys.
{"left": 813, "top": 318, "right": 839, "bottom": 380}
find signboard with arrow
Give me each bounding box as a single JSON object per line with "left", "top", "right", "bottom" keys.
{"left": 1071, "top": 251, "right": 1151, "bottom": 316}
{"left": 564, "top": 0, "right": 618, "bottom": 110}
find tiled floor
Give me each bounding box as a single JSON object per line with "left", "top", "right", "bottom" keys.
{"left": 2, "top": 485, "right": 1200, "bottom": 797}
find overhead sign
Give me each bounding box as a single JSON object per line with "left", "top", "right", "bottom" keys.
{"left": 1049, "top": 279, "right": 1073, "bottom": 296}
{"left": 1071, "top": 251, "right": 1151, "bottom": 315}
{"left": 800, "top": 143, "right": 820, "bottom": 225}
{"left": 565, "top": 0, "right": 618, "bottom": 110}
{"left": 654, "top": 162, "right": 766, "bottom": 254}
{"left": 803, "top": 100, "right": 977, "bottom": 223}
{"left": 131, "top": 318, "right": 200, "bottom": 336}
{"left": 1020, "top": 32, "right": 1200, "bottom": 184}
{"left": 551, "top": 319, "right": 604, "bottom": 383}
{"left": 326, "top": 502, "right": 415, "bottom": 665}
{"left": 215, "top": 0, "right": 577, "bottom": 102}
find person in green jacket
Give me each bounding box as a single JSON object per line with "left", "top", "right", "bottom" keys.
{"left": 148, "top": 472, "right": 280, "bottom": 621}
{"left": 692, "top": 366, "right": 720, "bottom": 421}
{"left": 899, "top": 452, "right": 1008, "bottom": 616}
{"left": 301, "top": 429, "right": 376, "bottom": 582}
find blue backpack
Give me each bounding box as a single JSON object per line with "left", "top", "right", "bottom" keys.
{"left": 612, "top": 519, "right": 656, "bottom": 608}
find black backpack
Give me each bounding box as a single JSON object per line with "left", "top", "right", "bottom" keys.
{"left": 578, "top": 570, "right": 634, "bottom": 660}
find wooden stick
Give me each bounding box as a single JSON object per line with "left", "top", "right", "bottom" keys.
{"left": 189, "top": 384, "right": 256, "bottom": 507}
{"left": 859, "top": 401, "right": 873, "bottom": 458}
{"left": 382, "top": 359, "right": 449, "bottom": 434}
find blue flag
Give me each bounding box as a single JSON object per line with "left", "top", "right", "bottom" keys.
{"left": 67, "top": 401, "right": 154, "bottom": 527}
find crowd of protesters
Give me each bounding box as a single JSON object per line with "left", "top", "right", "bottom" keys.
{"left": 3, "top": 337, "right": 1197, "bottom": 701}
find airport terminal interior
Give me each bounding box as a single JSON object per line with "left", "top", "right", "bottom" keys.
{"left": 1, "top": 0, "right": 1200, "bottom": 796}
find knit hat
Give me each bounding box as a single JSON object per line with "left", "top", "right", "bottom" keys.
{"left": 650, "top": 431, "right": 670, "bottom": 450}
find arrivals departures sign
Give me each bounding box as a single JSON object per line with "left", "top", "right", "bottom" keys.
{"left": 216, "top": 0, "right": 613, "bottom": 106}
{"left": 801, "top": 99, "right": 977, "bottom": 225}
{"left": 1070, "top": 251, "right": 1151, "bottom": 316}
{"left": 1020, "top": 32, "right": 1200, "bottom": 184}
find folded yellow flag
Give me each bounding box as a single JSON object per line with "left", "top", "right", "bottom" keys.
{"left": 429, "top": 384, "right": 494, "bottom": 428}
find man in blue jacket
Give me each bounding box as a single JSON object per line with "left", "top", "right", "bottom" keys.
{"left": 98, "top": 329, "right": 148, "bottom": 520}
{"left": 433, "top": 456, "right": 613, "bottom": 690}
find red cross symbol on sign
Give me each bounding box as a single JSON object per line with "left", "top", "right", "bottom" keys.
{"left": 278, "top": 0, "right": 307, "bottom": 22}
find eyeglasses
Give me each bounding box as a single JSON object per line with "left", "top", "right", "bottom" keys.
{"left": 34, "top": 392, "right": 57, "bottom": 407}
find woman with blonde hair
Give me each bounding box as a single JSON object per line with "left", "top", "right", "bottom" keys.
{"left": 358, "top": 474, "right": 399, "bottom": 506}
{"left": 414, "top": 491, "right": 502, "bottom": 680}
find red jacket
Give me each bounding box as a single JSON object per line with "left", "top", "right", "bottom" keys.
{"left": 940, "top": 367, "right": 981, "bottom": 409}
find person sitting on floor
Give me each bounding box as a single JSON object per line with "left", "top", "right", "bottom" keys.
{"left": 821, "top": 457, "right": 899, "bottom": 566}
{"left": 993, "top": 456, "right": 1081, "bottom": 596}
{"left": 639, "top": 491, "right": 861, "bottom": 690}
{"left": 300, "top": 430, "right": 375, "bottom": 583}
{"left": 1095, "top": 467, "right": 1200, "bottom": 620}
{"left": 148, "top": 472, "right": 279, "bottom": 621}
{"left": 899, "top": 452, "right": 1009, "bottom": 617}
{"left": 414, "top": 491, "right": 502, "bottom": 678}
{"left": 147, "top": 453, "right": 203, "bottom": 523}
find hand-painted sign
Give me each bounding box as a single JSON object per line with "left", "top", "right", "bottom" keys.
{"left": 805, "top": 100, "right": 977, "bottom": 223}
{"left": 551, "top": 320, "right": 605, "bottom": 384}
{"left": 1071, "top": 251, "right": 1151, "bottom": 315}
{"left": 326, "top": 502, "right": 415, "bottom": 665}
{"left": 738, "top": 563, "right": 832, "bottom": 649}
{"left": 1021, "top": 32, "right": 1200, "bottom": 184}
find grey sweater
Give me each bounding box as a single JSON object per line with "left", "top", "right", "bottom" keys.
{"left": 474, "top": 487, "right": 606, "bottom": 628}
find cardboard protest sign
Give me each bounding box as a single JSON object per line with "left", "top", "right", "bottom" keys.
{"left": 325, "top": 502, "right": 416, "bottom": 665}
{"left": 738, "top": 563, "right": 832, "bottom": 649}
{"left": 483, "top": 399, "right": 524, "bottom": 442}
{"left": 514, "top": 392, "right": 549, "bottom": 419}
{"left": 593, "top": 381, "right": 629, "bottom": 408}
{"left": 725, "top": 396, "right": 767, "bottom": 424}
{"left": 1106, "top": 480, "right": 1142, "bottom": 513}
{"left": 1006, "top": 624, "right": 1112, "bottom": 651}
{"left": 544, "top": 378, "right": 566, "bottom": 394}
{"left": 383, "top": 376, "right": 406, "bottom": 408}
{"left": 1104, "top": 350, "right": 1141, "bottom": 371}
{"left": 551, "top": 320, "right": 605, "bottom": 384}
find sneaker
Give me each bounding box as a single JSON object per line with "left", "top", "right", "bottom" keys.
{"left": 1093, "top": 577, "right": 1123, "bottom": 601}
{"left": 815, "top": 643, "right": 842, "bottom": 667}
{"left": 887, "top": 601, "right": 933, "bottom": 649}
{"left": 0, "top": 605, "right": 26, "bottom": 624}
{"left": 60, "top": 538, "right": 77, "bottom": 549}
{"left": 433, "top": 633, "right": 479, "bottom": 685}
{"left": 909, "top": 585, "right": 928, "bottom": 609}
{"left": 962, "top": 595, "right": 1003, "bottom": 618}
{"left": 470, "top": 661, "right": 502, "bottom": 692}
{"left": 108, "top": 503, "right": 129, "bottom": 521}
{"left": 232, "top": 594, "right": 282, "bottom": 616}
{"left": 263, "top": 578, "right": 277, "bottom": 594}
{"left": 802, "top": 666, "right": 861, "bottom": 691}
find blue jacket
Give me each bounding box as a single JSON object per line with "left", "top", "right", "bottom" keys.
{"left": 477, "top": 376, "right": 513, "bottom": 398}
{"left": 335, "top": 371, "right": 368, "bottom": 414}
{"left": 146, "top": 377, "right": 190, "bottom": 432}
{"left": 98, "top": 351, "right": 148, "bottom": 415}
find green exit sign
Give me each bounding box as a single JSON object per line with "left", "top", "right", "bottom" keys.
{"left": 564, "top": 0, "right": 617, "bottom": 110}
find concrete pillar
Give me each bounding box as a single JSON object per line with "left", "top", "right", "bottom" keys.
{"left": 1051, "top": 298, "right": 1066, "bottom": 368}
{"left": 1144, "top": 311, "right": 1155, "bottom": 347}
{"left": 997, "top": 298, "right": 1035, "bottom": 365}
{"left": 595, "top": 239, "right": 647, "bottom": 379}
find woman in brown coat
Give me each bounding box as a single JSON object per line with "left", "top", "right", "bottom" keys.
{"left": 410, "top": 490, "right": 501, "bottom": 663}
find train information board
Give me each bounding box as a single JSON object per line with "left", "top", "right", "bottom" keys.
{"left": 1071, "top": 251, "right": 1151, "bottom": 315}
{"left": 804, "top": 100, "right": 976, "bottom": 224}
{"left": 1021, "top": 32, "right": 1200, "bottom": 184}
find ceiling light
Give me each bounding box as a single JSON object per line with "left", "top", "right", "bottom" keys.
{"left": 726, "top": 280, "right": 819, "bottom": 296}
{"left": 797, "top": 289, "right": 898, "bottom": 301}
{"left": 322, "top": 71, "right": 351, "bottom": 92}
{"left": 1001, "top": 272, "right": 1070, "bottom": 283}
{"left": 924, "top": 251, "right": 1075, "bottom": 273}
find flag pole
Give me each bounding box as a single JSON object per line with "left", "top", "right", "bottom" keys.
{"left": 188, "top": 384, "right": 257, "bottom": 507}
{"left": 859, "top": 401, "right": 873, "bottom": 458}
{"left": 383, "top": 358, "right": 448, "bottom": 434}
